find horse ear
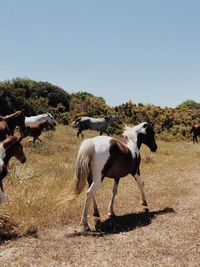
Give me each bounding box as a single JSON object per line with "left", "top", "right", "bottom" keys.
{"left": 17, "top": 133, "right": 23, "bottom": 142}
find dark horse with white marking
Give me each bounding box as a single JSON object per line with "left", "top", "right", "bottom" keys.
{"left": 0, "top": 111, "right": 26, "bottom": 141}
{"left": 190, "top": 124, "right": 200, "bottom": 143}
{"left": 72, "top": 122, "right": 157, "bottom": 231}
{"left": 0, "top": 133, "right": 26, "bottom": 203}
{"left": 75, "top": 115, "right": 121, "bottom": 138}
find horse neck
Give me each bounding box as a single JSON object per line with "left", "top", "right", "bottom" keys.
{"left": 2, "top": 149, "right": 13, "bottom": 167}
{"left": 6, "top": 118, "right": 16, "bottom": 130}
{"left": 39, "top": 122, "right": 47, "bottom": 129}
{"left": 124, "top": 130, "right": 140, "bottom": 153}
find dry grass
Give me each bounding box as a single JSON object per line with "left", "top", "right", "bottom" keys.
{"left": 0, "top": 125, "right": 200, "bottom": 266}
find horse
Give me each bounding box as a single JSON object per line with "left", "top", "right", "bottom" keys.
{"left": 190, "top": 124, "right": 200, "bottom": 143}
{"left": 0, "top": 111, "right": 26, "bottom": 141}
{"left": 0, "top": 133, "right": 26, "bottom": 203}
{"left": 75, "top": 115, "right": 121, "bottom": 138}
{"left": 72, "top": 121, "right": 157, "bottom": 231}
{"left": 25, "top": 113, "right": 56, "bottom": 130}
{"left": 24, "top": 119, "right": 49, "bottom": 143}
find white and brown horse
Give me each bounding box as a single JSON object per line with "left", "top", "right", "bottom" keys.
{"left": 0, "top": 134, "right": 26, "bottom": 203}
{"left": 73, "top": 122, "right": 157, "bottom": 231}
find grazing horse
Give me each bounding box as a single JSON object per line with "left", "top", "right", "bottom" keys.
{"left": 190, "top": 124, "right": 200, "bottom": 143}
{"left": 25, "top": 113, "right": 56, "bottom": 130}
{"left": 73, "top": 122, "right": 157, "bottom": 230}
{"left": 0, "top": 111, "right": 26, "bottom": 141}
{"left": 24, "top": 119, "right": 48, "bottom": 143}
{"left": 0, "top": 134, "right": 26, "bottom": 203}
{"left": 75, "top": 115, "right": 121, "bottom": 138}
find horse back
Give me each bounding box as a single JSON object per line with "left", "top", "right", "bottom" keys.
{"left": 102, "top": 138, "right": 139, "bottom": 178}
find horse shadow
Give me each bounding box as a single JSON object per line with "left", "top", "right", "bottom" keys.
{"left": 68, "top": 207, "right": 175, "bottom": 237}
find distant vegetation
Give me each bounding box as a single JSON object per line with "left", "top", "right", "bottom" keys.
{"left": 0, "top": 78, "right": 199, "bottom": 140}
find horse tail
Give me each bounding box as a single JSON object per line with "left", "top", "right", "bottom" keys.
{"left": 74, "top": 138, "right": 94, "bottom": 195}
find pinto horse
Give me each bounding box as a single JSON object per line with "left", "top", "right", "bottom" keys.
{"left": 0, "top": 111, "right": 26, "bottom": 141}
{"left": 24, "top": 119, "right": 49, "bottom": 143}
{"left": 190, "top": 124, "right": 200, "bottom": 143}
{"left": 73, "top": 122, "right": 157, "bottom": 230}
{"left": 0, "top": 134, "right": 26, "bottom": 203}
{"left": 25, "top": 113, "right": 56, "bottom": 130}
{"left": 75, "top": 115, "right": 121, "bottom": 138}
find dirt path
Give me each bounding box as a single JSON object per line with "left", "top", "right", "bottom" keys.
{"left": 0, "top": 161, "right": 200, "bottom": 266}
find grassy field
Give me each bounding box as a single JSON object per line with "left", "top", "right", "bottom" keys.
{"left": 0, "top": 125, "right": 200, "bottom": 266}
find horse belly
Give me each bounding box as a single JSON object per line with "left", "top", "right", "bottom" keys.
{"left": 105, "top": 159, "right": 133, "bottom": 178}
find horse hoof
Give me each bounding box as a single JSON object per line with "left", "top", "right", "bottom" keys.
{"left": 108, "top": 213, "right": 116, "bottom": 218}
{"left": 142, "top": 201, "right": 148, "bottom": 206}
{"left": 80, "top": 220, "right": 91, "bottom": 232}
{"left": 83, "top": 225, "right": 91, "bottom": 232}
{"left": 93, "top": 211, "right": 100, "bottom": 218}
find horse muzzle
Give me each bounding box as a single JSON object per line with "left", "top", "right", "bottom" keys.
{"left": 20, "top": 157, "right": 27, "bottom": 163}
{"left": 150, "top": 144, "right": 158, "bottom": 152}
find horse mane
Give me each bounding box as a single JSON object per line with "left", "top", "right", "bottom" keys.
{"left": 122, "top": 122, "right": 148, "bottom": 142}
{"left": 122, "top": 125, "right": 136, "bottom": 141}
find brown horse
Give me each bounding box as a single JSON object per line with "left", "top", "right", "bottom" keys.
{"left": 0, "top": 111, "right": 26, "bottom": 141}
{"left": 190, "top": 124, "right": 200, "bottom": 143}
{"left": 0, "top": 134, "right": 26, "bottom": 203}
{"left": 24, "top": 119, "right": 48, "bottom": 143}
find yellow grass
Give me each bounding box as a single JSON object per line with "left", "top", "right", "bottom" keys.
{"left": 0, "top": 125, "right": 199, "bottom": 228}
{"left": 0, "top": 125, "right": 199, "bottom": 266}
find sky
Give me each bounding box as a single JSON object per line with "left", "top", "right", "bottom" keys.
{"left": 0, "top": 0, "right": 200, "bottom": 108}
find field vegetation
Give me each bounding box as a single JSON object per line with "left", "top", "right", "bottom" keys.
{"left": 0, "top": 78, "right": 199, "bottom": 265}
{"left": 0, "top": 125, "right": 199, "bottom": 266}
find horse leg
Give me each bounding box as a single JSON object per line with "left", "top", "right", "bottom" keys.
{"left": 37, "top": 137, "right": 42, "bottom": 142}
{"left": 77, "top": 129, "right": 84, "bottom": 138}
{"left": 108, "top": 179, "right": 119, "bottom": 217}
{"left": 133, "top": 174, "right": 148, "bottom": 206}
{"left": 81, "top": 179, "right": 101, "bottom": 231}
{"left": 88, "top": 179, "right": 100, "bottom": 217}
{"left": 0, "top": 180, "right": 6, "bottom": 204}
{"left": 106, "top": 131, "right": 110, "bottom": 136}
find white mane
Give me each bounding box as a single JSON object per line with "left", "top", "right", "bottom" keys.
{"left": 123, "top": 122, "right": 148, "bottom": 143}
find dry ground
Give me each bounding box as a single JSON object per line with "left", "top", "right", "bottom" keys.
{"left": 0, "top": 125, "right": 199, "bottom": 266}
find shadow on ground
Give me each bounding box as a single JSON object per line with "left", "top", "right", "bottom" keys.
{"left": 68, "top": 207, "right": 175, "bottom": 237}
{"left": 0, "top": 215, "right": 38, "bottom": 244}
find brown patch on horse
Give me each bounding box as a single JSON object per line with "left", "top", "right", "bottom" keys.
{"left": 3, "top": 135, "right": 19, "bottom": 150}
{"left": 24, "top": 120, "right": 48, "bottom": 143}
{"left": 102, "top": 138, "right": 138, "bottom": 179}
{"left": 0, "top": 111, "right": 25, "bottom": 140}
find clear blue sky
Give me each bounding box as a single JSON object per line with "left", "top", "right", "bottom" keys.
{"left": 0, "top": 0, "right": 199, "bottom": 107}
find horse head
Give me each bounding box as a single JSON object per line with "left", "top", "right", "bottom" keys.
{"left": 45, "top": 113, "right": 56, "bottom": 129}
{"left": 137, "top": 122, "right": 157, "bottom": 152}
{"left": 3, "top": 134, "right": 26, "bottom": 163}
